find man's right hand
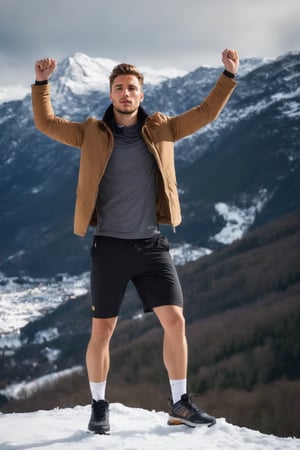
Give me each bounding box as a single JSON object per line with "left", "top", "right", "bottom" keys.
{"left": 35, "top": 58, "right": 57, "bottom": 81}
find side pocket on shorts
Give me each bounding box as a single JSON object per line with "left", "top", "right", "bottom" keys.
{"left": 90, "top": 236, "right": 98, "bottom": 257}
{"left": 157, "top": 235, "right": 170, "bottom": 251}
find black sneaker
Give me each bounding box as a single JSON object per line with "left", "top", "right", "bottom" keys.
{"left": 88, "top": 399, "right": 110, "bottom": 434}
{"left": 168, "top": 393, "right": 216, "bottom": 428}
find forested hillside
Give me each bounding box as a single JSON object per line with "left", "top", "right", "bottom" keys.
{"left": 1, "top": 210, "right": 300, "bottom": 437}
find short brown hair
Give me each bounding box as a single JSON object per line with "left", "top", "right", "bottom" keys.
{"left": 109, "top": 63, "right": 144, "bottom": 90}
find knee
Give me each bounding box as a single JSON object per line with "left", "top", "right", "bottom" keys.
{"left": 163, "top": 310, "right": 186, "bottom": 335}
{"left": 172, "top": 313, "right": 185, "bottom": 332}
{"left": 90, "top": 318, "right": 117, "bottom": 343}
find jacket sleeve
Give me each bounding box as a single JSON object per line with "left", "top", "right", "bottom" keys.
{"left": 31, "top": 83, "right": 84, "bottom": 148}
{"left": 169, "top": 73, "right": 237, "bottom": 141}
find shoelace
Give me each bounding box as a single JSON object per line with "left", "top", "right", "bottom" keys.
{"left": 93, "top": 401, "right": 108, "bottom": 420}
{"left": 185, "top": 394, "right": 204, "bottom": 413}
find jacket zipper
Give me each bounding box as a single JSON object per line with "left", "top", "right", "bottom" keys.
{"left": 89, "top": 124, "right": 115, "bottom": 229}
{"left": 141, "top": 127, "right": 176, "bottom": 233}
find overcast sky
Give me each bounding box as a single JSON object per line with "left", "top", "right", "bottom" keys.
{"left": 0, "top": 0, "right": 299, "bottom": 88}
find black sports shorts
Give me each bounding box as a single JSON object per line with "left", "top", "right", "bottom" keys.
{"left": 90, "top": 234, "right": 183, "bottom": 318}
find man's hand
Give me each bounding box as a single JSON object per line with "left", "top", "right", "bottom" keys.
{"left": 35, "top": 58, "right": 57, "bottom": 81}
{"left": 222, "top": 49, "right": 239, "bottom": 75}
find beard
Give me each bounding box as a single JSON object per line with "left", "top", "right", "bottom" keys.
{"left": 115, "top": 106, "right": 138, "bottom": 115}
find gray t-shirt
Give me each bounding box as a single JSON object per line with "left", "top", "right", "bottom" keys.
{"left": 95, "top": 121, "right": 159, "bottom": 239}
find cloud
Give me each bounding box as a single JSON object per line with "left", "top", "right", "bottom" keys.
{"left": 0, "top": 0, "right": 299, "bottom": 86}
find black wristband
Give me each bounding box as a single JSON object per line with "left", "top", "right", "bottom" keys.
{"left": 223, "top": 70, "right": 235, "bottom": 78}
{"left": 35, "top": 80, "right": 49, "bottom": 85}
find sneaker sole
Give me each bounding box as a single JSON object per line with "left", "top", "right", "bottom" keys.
{"left": 168, "top": 416, "right": 216, "bottom": 428}
{"left": 88, "top": 425, "right": 110, "bottom": 435}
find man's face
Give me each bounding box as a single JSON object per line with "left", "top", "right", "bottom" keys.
{"left": 110, "top": 74, "right": 144, "bottom": 116}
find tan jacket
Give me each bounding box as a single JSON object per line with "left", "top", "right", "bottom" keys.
{"left": 31, "top": 73, "right": 236, "bottom": 237}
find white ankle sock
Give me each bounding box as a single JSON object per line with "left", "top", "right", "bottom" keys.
{"left": 169, "top": 378, "right": 187, "bottom": 404}
{"left": 89, "top": 381, "right": 106, "bottom": 401}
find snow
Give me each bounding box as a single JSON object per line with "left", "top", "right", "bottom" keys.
{"left": 0, "top": 403, "right": 299, "bottom": 450}
{"left": 280, "top": 100, "right": 300, "bottom": 119}
{"left": 0, "top": 85, "right": 29, "bottom": 104}
{"left": 0, "top": 52, "right": 275, "bottom": 105}
{"left": 1, "top": 367, "right": 84, "bottom": 401}
{"left": 33, "top": 327, "right": 60, "bottom": 345}
{"left": 0, "top": 52, "right": 186, "bottom": 104}
{"left": 53, "top": 53, "right": 186, "bottom": 97}
{"left": 0, "top": 272, "right": 90, "bottom": 355}
{"left": 235, "top": 57, "right": 268, "bottom": 77}
{"left": 0, "top": 272, "right": 90, "bottom": 338}
{"left": 170, "top": 243, "right": 212, "bottom": 265}
{"left": 57, "top": 53, "right": 118, "bottom": 94}
{"left": 213, "top": 202, "right": 257, "bottom": 244}
{"left": 212, "top": 189, "right": 269, "bottom": 245}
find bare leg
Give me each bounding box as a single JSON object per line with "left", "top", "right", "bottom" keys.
{"left": 153, "top": 305, "right": 188, "bottom": 380}
{"left": 86, "top": 317, "right": 118, "bottom": 382}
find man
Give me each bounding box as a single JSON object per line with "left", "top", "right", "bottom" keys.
{"left": 32, "top": 48, "right": 239, "bottom": 434}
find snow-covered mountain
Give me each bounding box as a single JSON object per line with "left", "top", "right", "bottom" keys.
{"left": 0, "top": 51, "right": 299, "bottom": 278}
{"left": 1, "top": 403, "right": 299, "bottom": 450}
{"left": 0, "top": 53, "right": 186, "bottom": 105}
{"left": 0, "top": 85, "right": 29, "bottom": 104}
